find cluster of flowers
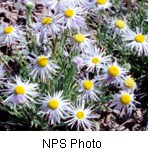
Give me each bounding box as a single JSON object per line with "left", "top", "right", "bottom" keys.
{"left": 0, "top": 0, "right": 148, "bottom": 130}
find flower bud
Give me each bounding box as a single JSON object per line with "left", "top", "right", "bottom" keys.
{"left": 14, "top": 94, "right": 27, "bottom": 105}
{"left": 123, "top": 63, "right": 131, "bottom": 70}
{"left": 25, "top": 1, "right": 35, "bottom": 10}
{"left": 72, "top": 56, "right": 83, "bottom": 65}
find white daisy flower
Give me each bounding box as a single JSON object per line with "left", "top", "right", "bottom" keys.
{"left": 58, "top": 2, "right": 87, "bottom": 30}
{"left": 71, "top": 0, "right": 86, "bottom": 4}
{"left": 120, "top": 75, "right": 137, "bottom": 91}
{"left": 108, "top": 18, "right": 130, "bottom": 36}
{"left": 33, "top": 11, "right": 63, "bottom": 41}
{"left": 70, "top": 30, "right": 95, "bottom": 51}
{"left": 101, "top": 61, "right": 128, "bottom": 86}
{"left": 2, "top": 76, "right": 38, "bottom": 108}
{"left": 39, "top": 91, "right": 71, "bottom": 125}
{"left": 43, "top": 0, "right": 70, "bottom": 9}
{"left": 82, "top": 46, "right": 112, "bottom": 72}
{"left": 0, "top": 23, "right": 24, "bottom": 47}
{"left": 0, "top": 64, "right": 5, "bottom": 79}
{"left": 92, "top": 0, "right": 112, "bottom": 11}
{"left": 0, "top": 64, "right": 5, "bottom": 86}
{"left": 27, "top": 53, "right": 60, "bottom": 82}
{"left": 77, "top": 75, "right": 101, "bottom": 102}
{"left": 110, "top": 90, "right": 137, "bottom": 115}
{"left": 71, "top": 0, "right": 93, "bottom": 9}
{"left": 65, "top": 100, "right": 95, "bottom": 130}
{"left": 122, "top": 29, "right": 148, "bottom": 56}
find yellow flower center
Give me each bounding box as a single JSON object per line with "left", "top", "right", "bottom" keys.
{"left": 108, "top": 66, "right": 119, "bottom": 77}
{"left": 48, "top": 99, "right": 59, "bottom": 110}
{"left": 124, "top": 77, "right": 135, "bottom": 89}
{"left": 96, "top": 0, "right": 107, "bottom": 5}
{"left": 115, "top": 20, "right": 126, "bottom": 29}
{"left": 92, "top": 57, "right": 100, "bottom": 64}
{"left": 3, "top": 26, "right": 14, "bottom": 34}
{"left": 134, "top": 34, "right": 145, "bottom": 43}
{"left": 76, "top": 111, "right": 85, "bottom": 120}
{"left": 120, "top": 93, "right": 131, "bottom": 105}
{"left": 83, "top": 80, "right": 93, "bottom": 90}
{"left": 37, "top": 56, "right": 49, "bottom": 67}
{"left": 73, "top": 34, "right": 85, "bottom": 43}
{"left": 14, "top": 85, "right": 26, "bottom": 95}
{"left": 42, "top": 17, "right": 53, "bottom": 25}
{"left": 65, "top": 9, "right": 75, "bottom": 18}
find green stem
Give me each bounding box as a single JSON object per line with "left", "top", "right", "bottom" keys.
{"left": 26, "top": 10, "right": 31, "bottom": 42}
{"left": 31, "top": 35, "right": 38, "bottom": 54}
{"left": 97, "top": 11, "right": 102, "bottom": 46}
{"left": 52, "top": 37, "right": 57, "bottom": 60}
{"left": 59, "top": 30, "right": 68, "bottom": 54}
